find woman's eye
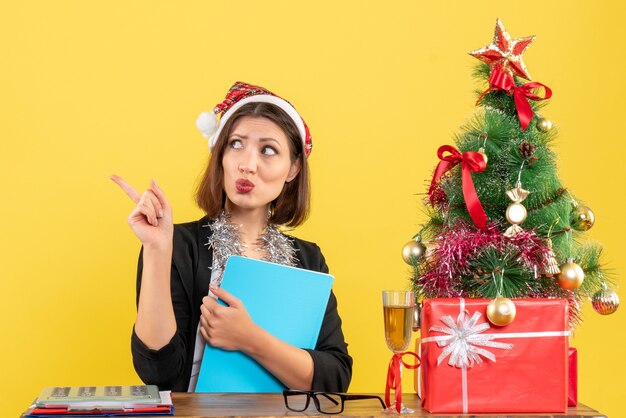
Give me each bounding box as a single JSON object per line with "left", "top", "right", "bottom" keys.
{"left": 229, "top": 139, "right": 243, "bottom": 149}
{"left": 261, "top": 146, "right": 277, "bottom": 156}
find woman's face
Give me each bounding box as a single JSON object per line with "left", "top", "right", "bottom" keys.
{"left": 222, "top": 116, "right": 300, "bottom": 215}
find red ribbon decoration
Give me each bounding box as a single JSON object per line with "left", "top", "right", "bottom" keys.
{"left": 428, "top": 145, "right": 488, "bottom": 229}
{"left": 478, "top": 65, "right": 552, "bottom": 130}
{"left": 385, "top": 351, "right": 420, "bottom": 414}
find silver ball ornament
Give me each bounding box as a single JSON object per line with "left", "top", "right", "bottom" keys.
{"left": 402, "top": 240, "right": 426, "bottom": 264}
{"left": 592, "top": 288, "right": 619, "bottom": 315}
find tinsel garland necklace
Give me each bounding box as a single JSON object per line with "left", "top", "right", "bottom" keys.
{"left": 204, "top": 211, "right": 298, "bottom": 287}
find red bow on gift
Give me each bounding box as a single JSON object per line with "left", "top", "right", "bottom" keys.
{"left": 428, "top": 145, "right": 488, "bottom": 229}
{"left": 385, "top": 351, "right": 420, "bottom": 414}
{"left": 478, "top": 65, "right": 552, "bottom": 130}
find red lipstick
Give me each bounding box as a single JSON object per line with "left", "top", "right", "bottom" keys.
{"left": 235, "top": 178, "right": 255, "bottom": 193}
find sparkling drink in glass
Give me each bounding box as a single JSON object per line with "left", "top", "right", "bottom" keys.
{"left": 383, "top": 304, "right": 413, "bottom": 353}
{"left": 382, "top": 290, "right": 415, "bottom": 414}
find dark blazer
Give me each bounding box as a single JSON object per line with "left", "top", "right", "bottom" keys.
{"left": 130, "top": 216, "right": 353, "bottom": 392}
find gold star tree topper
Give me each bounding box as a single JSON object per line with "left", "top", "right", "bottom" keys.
{"left": 469, "top": 19, "right": 536, "bottom": 80}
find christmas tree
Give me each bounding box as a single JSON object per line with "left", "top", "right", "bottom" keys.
{"left": 405, "top": 19, "right": 619, "bottom": 326}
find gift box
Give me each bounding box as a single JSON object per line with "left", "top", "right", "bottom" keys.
{"left": 568, "top": 347, "right": 578, "bottom": 406}
{"left": 419, "top": 298, "right": 570, "bottom": 413}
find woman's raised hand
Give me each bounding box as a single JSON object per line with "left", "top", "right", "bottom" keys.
{"left": 111, "top": 175, "right": 174, "bottom": 250}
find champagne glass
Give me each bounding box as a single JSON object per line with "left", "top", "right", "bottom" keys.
{"left": 382, "top": 290, "right": 415, "bottom": 414}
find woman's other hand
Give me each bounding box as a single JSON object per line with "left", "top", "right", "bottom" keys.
{"left": 200, "top": 285, "right": 315, "bottom": 390}
{"left": 200, "top": 286, "right": 258, "bottom": 352}
{"left": 110, "top": 175, "right": 173, "bottom": 250}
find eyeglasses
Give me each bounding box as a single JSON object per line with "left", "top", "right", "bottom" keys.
{"left": 283, "top": 390, "right": 386, "bottom": 414}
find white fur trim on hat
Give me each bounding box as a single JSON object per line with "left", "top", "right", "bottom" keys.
{"left": 204, "top": 94, "right": 307, "bottom": 151}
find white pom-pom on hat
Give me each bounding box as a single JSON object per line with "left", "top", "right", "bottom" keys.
{"left": 196, "top": 111, "right": 217, "bottom": 139}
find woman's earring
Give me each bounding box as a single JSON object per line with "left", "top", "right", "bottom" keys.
{"left": 268, "top": 203, "right": 275, "bottom": 219}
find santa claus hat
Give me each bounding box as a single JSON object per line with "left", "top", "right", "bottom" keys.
{"left": 196, "top": 82, "right": 312, "bottom": 157}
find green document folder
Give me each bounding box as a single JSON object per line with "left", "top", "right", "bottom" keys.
{"left": 196, "top": 256, "right": 334, "bottom": 393}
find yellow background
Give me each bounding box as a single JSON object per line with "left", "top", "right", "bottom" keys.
{"left": 2, "top": 1, "right": 625, "bottom": 416}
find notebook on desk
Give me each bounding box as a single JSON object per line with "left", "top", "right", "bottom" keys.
{"left": 24, "top": 387, "right": 173, "bottom": 417}
{"left": 195, "top": 255, "right": 334, "bottom": 393}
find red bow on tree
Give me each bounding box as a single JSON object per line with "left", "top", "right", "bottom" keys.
{"left": 478, "top": 65, "right": 552, "bottom": 130}
{"left": 428, "top": 145, "right": 488, "bottom": 229}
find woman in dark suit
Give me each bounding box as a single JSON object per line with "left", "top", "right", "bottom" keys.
{"left": 112, "top": 82, "right": 352, "bottom": 392}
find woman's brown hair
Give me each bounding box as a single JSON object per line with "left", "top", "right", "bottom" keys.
{"left": 195, "top": 102, "right": 310, "bottom": 227}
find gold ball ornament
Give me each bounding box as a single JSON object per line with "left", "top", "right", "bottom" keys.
{"left": 478, "top": 147, "right": 488, "bottom": 166}
{"left": 506, "top": 202, "right": 527, "bottom": 225}
{"left": 571, "top": 205, "right": 595, "bottom": 231}
{"left": 592, "top": 287, "right": 620, "bottom": 315}
{"left": 557, "top": 260, "right": 585, "bottom": 290}
{"left": 486, "top": 297, "right": 517, "bottom": 326}
{"left": 402, "top": 240, "right": 426, "bottom": 264}
{"left": 536, "top": 117, "right": 553, "bottom": 132}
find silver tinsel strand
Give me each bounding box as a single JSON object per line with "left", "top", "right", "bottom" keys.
{"left": 204, "top": 212, "right": 297, "bottom": 287}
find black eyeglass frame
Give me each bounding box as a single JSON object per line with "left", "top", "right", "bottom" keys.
{"left": 283, "top": 390, "right": 386, "bottom": 414}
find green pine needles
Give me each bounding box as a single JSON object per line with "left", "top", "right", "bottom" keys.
{"left": 410, "top": 63, "right": 614, "bottom": 326}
